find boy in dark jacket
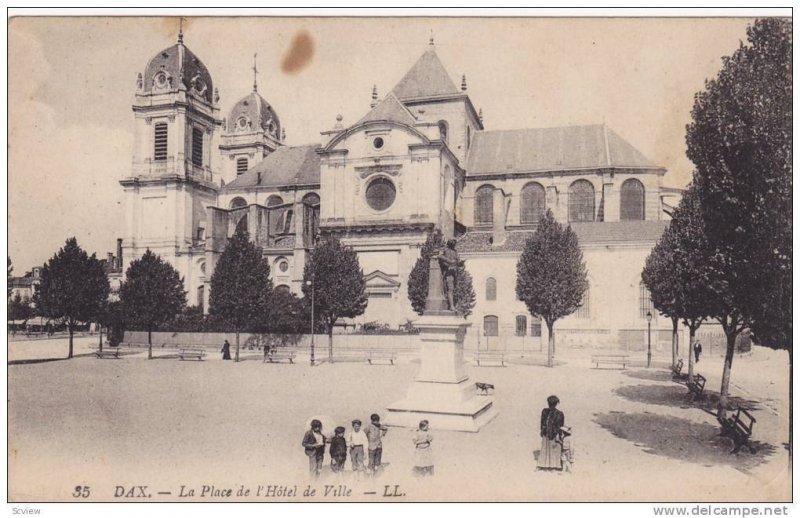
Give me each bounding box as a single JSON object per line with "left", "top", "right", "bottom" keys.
{"left": 329, "top": 426, "right": 347, "bottom": 476}
{"left": 302, "top": 419, "right": 326, "bottom": 478}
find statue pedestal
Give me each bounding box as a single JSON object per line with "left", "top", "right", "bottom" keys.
{"left": 385, "top": 313, "right": 498, "bottom": 432}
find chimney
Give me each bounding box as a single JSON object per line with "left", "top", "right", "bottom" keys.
{"left": 107, "top": 252, "right": 114, "bottom": 267}
{"left": 492, "top": 188, "right": 508, "bottom": 247}
{"left": 116, "top": 238, "right": 123, "bottom": 269}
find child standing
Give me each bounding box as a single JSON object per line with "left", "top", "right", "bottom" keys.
{"left": 301, "top": 419, "right": 326, "bottom": 478}
{"left": 329, "top": 426, "right": 347, "bottom": 476}
{"left": 412, "top": 420, "right": 434, "bottom": 477}
{"left": 366, "top": 413, "right": 388, "bottom": 475}
{"left": 348, "top": 419, "right": 368, "bottom": 480}
{"left": 558, "top": 426, "right": 574, "bottom": 473}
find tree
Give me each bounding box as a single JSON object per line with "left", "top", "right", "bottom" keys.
{"left": 7, "top": 256, "right": 13, "bottom": 298}
{"left": 407, "top": 229, "right": 476, "bottom": 317}
{"left": 8, "top": 293, "right": 34, "bottom": 325}
{"left": 516, "top": 210, "right": 588, "bottom": 368}
{"left": 686, "top": 18, "right": 791, "bottom": 420}
{"left": 33, "top": 238, "right": 110, "bottom": 358}
{"left": 119, "top": 250, "right": 186, "bottom": 359}
{"left": 302, "top": 236, "right": 367, "bottom": 363}
{"left": 208, "top": 226, "right": 272, "bottom": 361}
{"left": 643, "top": 184, "right": 716, "bottom": 380}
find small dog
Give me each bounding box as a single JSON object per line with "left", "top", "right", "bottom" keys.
{"left": 475, "top": 382, "right": 495, "bottom": 395}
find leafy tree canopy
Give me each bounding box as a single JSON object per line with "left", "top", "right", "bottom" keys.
{"left": 119, "top": 249, "right": 186, "bottom": 332}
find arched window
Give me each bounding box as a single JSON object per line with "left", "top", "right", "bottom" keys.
{"left": 575, "top": 287, "right": 590, "bottom": 319}
{"left": 303, "top": 193, "right": 321, "bottom": 247}
{"left": 483, "top": 315, "right": 499, "bottom": 337}
{"left": 485, "top": 277, "right": 497, "bottom": 301}
{"left": 266, "top": 195, "right": 284, "bottom": 207}
{"left": 520, "top": 182, "right": 546, "bottom": 224}
{"left": 438, "top": 120, "right": 448, "bottom": 144}
{"left": 515, "top": 315, "right": 527, "bottom": 337}
{"left": 569, "top": 180, "right": 595, "bottom": 222}
{"left": 474, "top": 185, "right": 494, "bottom": 226}
{"left": 620, "top": 179, "right": 645, "bottom": 221}
{"left": 302, "top": 192, "right": 320, "bottom": 206}
{"left": 639, "top": 281, "right": 654, "bottom": 319}
{"left": 229, "top": 197, "right": 247, "bottom": 209}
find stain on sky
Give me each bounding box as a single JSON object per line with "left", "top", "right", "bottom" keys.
{"left": 161, "top": 16, "right": 194, "bottom": 38}
{"left": 281, "top": 31, "right": 314, "bottom": 74}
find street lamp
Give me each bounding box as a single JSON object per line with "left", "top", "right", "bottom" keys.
{"left": 646, "top": 310, "right": 653, "bottom": 368}
{"left": 307, "top": 278, "right": 315, "bottom": 366}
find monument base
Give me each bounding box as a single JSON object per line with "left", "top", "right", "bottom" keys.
{"left": 384, "top": 312, "right": 498, "bottom": 433}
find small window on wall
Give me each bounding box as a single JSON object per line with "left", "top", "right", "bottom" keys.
{"left": 154, "top": 123, "right": 168, "bottom": 161}
{"left": 531, "top": 316, "right": 542, "bottom": 337}
{"left": 515, "top": 315, "right": 527, "bottom": 337}
{"left": 485, "top": 277, "right": 497, "bottom": 301}
{"left": 483, "top": 315, "right": 499, "bottom": 337}
{"left": 230, "top": 197, "right": 247, "bottom": 209}
{"left": 236, "top": 158, "right": 249, "bottom": 175}
{"left": 192, "top": 127, "right": 204, "bottom": 167}
{"left": 640, "top": 281, "right": 654, "bottom": 319}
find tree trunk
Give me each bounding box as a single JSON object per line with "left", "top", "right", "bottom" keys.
{"left": 687, "top": 326, "right": 696, "bottom": 381}
{"left": 546, "top": 320, "right": 555, "bottom": 368}
{"left": 147, "top": 328, "right": 153, "bottom": 360}
{"left": 235, "top": 330, "right": 240, "bottom": 363}
{"left": 671, "top": 317, "right": 679, "bottom": 369}
{"left": 717, "top": 331, "right": 737, "bottom": 419}
{"left": 98, "top": 324, "right": 103, "bottom": 352}
{"left": 68, "top": 324, "right": 74, "bottom": 359}
{"left": 328, "top": 325, "right": 334, "bottom": 364}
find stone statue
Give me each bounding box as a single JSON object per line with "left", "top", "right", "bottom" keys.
{"left": 437, "top": 239, "right": 459, "bottom": 312}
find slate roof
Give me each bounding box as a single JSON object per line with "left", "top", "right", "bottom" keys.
{"left": 390, "top": 47, "right": 461, "bottom": 100}
{"left": 143, "top": 42, "right": 214, "bottom": 103}
{"left": 223, "top": 145, "right": 320, "bottom": 190}
{"left": 227, "top": 91, "right": 280, "bottom": 136}
{"left": 456, "top": 220, "right": 669, "bottom": 254}
{"left": 356, "top": 93, "right": 418, "bottom": 127}
{"left": 465, "top": 125, "right": 656, "bottom": 176}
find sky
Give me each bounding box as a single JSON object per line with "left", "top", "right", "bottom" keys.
{"left": 8, "top": 16, "right": 754, "bottom": 273}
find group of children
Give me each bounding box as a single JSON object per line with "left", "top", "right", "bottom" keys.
{"left": 302, "top": 414, "right": 435, "bottom": 479}
{"left": 302, "top": 413, "right": 388, "bottom": 480}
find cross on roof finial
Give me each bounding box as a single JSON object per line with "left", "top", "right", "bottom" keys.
{"left": 178, "top": 17, "right": 185, "bottom": 44}
{"left": 429, "top": 30, "right": 434, "bottom": 46}
{"left": 252, "top": 52, "right": 259, "bottom": 92}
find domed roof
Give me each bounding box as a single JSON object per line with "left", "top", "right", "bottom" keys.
{"left": 143, "top": 42, "right": 214, "bottom": 103}
{"left": 227, "top": 91, "right": 281, "bottom": 139}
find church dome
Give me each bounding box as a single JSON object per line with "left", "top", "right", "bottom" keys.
{"left": 227, "top": 91, "right": 281, "bottom": 139}
{"left": 143, "top": 41, "right": 214, "bottom": 103}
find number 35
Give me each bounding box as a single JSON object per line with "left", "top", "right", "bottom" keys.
{"left": 73, "top": 486, "right": 90, "bottom": 498}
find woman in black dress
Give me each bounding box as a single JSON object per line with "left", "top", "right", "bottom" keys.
{"left": 537, "top": 395, "right": 564, "bottom": 470}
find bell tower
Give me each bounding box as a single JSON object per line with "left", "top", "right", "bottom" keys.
{"left": 120, "top": 25, "right": 223, "bottom": 307}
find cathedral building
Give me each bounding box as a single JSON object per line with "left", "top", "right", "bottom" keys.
{"left": 120, "top": 31, "right": 678, "bottom": 350}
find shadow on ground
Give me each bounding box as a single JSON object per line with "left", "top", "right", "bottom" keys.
{"left": 623, "top": 369, "right": 674, "bottom": 383}
{"left": 594, "top": 411, "right": 775, "bottom": 471}
{"left": 614, "top": 384, "right": 761, "bottom": 414}
{"left": 8, "top": 352, "right": 99, "bottom": 365}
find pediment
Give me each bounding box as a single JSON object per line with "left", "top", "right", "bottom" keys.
{"left": 364, "top": 270, "right": 401, "bottom": 289}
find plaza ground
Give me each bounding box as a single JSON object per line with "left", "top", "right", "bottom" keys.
{"left": 8, "top": 336, "right": 791, "bottom": 502}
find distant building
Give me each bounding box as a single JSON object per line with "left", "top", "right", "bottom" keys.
{"left": 119, "top": 30, "right": 684, "bottom": 349}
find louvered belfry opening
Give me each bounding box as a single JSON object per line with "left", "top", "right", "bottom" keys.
{"left": 153, "top": 123, "right": 168, "bottom": 161}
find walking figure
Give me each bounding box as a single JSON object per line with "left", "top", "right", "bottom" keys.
{"left": 221, "top": 340, "right": 231, "bottom": 360}
{"left": 694, "top": 341, "right": 702, "bottom": 363}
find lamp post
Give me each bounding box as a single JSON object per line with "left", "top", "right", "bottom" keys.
{"left": 646, "top": 310, "right": 653, "bottom": 368}
{"left": 307, "top": 278, "right": 315, "bottom": 366}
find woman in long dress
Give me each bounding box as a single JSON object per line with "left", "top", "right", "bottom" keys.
{"left": 412, "top": 420, "right": 434, "bottom": 476}
{"left": 537, "top": 395, "right": 564, "bottom": 470}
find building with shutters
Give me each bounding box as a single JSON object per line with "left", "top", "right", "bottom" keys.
{"left": 120, "top": 30, "right": 681, "bottom": 350}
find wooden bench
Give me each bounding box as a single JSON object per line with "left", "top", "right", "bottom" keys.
{"left": 686, "top": 373, "right": 706, "bottom": 400}
{"left": 718, "top": 407, "right": 757, "bottom": 454}
{"left": 475, "top": 382, "right": 495, "bottom": 395}
{"left": 95, "top": 348, "right": 121, "bottom": 359}
{"left": 591, "top": 354, "right": 630, "bottom": 370}
{"left": 264, "top": 349, "right": 297, "bottom": 364}
{"left": 672, "top": 359, "right": 684, "bottom": 378}
{"left": 474, "top": 351, "right": 505, "bottom": 367}
{"left": 179, "top": 347, "right": 206, "bottom": 361}
{"left": 367, "top": 350, "right": 397, "bottom": 365}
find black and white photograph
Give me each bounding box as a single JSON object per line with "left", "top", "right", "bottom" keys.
{"left": 5, "top": 9, "right": 793, "bottom": 510}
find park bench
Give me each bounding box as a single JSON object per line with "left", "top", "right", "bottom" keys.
{"left": 717, "top": 406, "right": 757, "bottom": 454}
{"left": 95, "top": 348, "right": 121, "bottom": 359}
{"left": 686, "top": 373, "right": 706, "bottom": 400}
{"left": 474, "top": 351, "right": 506, "bottom": 367}
{"left": 672, "top": 359, "right": 684, "bottom": 379}
{"left": 179, "top": 347, "right": 206, "bottom": 361}
{"left": 475, "top": 382, "right": 495, "bottom": 395}
{"left": 366, "top": 350, "right": 397, "bottom": 365}
{"left": 590, "top": 354, "right": 630, "bottom": 370}
{"left": 264, "top": 349, "right": 297, "bottom": 364}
